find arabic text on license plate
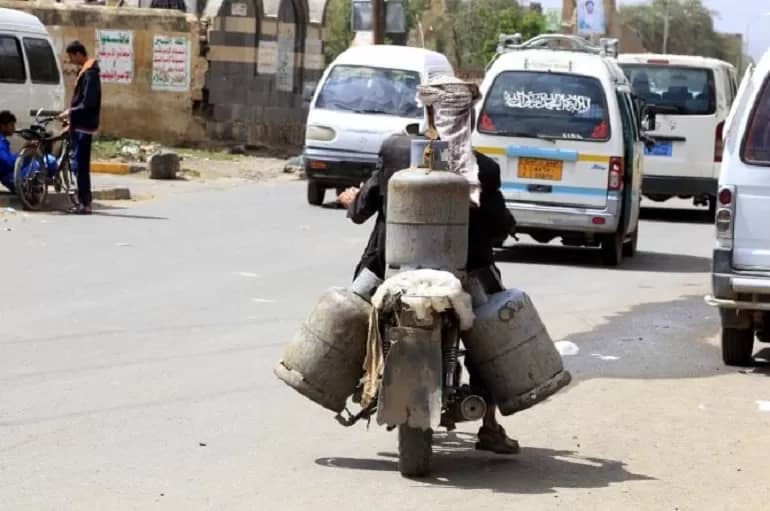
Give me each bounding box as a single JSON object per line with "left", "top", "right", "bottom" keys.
{"left": 518, "top": 158, "right": 563, "bottom": 181}
{"left": 645, "top": 140, "right": 673, "bottom": 157}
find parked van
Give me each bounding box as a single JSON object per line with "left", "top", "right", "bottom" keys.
{"left": 706, "top": 50, "right": 770, "bottom": 366}
{"left": 473, "top": 35, "right": 649, "bottom": 266}
{"left": 0, "top": 8, "right": 65, "bottom": 149}
{"left": 303, "top": 45, "right": 454, "bottom": 205}
{"left": 618, "top": 54, "right": 737, "bottom": 217}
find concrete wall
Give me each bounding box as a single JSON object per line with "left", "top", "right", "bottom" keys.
{"left": 3, "top": 0, "right": 328, "bottom": 149}
{"left": 1, "top": 1, "right": 207, "bottom": 145}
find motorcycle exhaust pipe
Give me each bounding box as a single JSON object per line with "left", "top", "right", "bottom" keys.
{"left": 460, "top": 395, "right": 487, "bottom": 421}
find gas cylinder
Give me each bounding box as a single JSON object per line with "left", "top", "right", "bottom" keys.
{"left": 463, "top": 288, "right": 572, "bottom": 415}
{"left": 385, "top": 139, "right": 469, "bottom": 276}
{"left": 274, "top": 287, "right": 372, "bottom": 413}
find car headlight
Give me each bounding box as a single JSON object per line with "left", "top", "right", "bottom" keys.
{"left": 306, "top": 125, "right": 336, "bottom": 141}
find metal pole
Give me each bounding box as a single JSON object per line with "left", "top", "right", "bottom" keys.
{"left": 662, "top": 0, "right": 670, "bottom": 54}
{"left": 372, "top": 0, "right": 385, "bottom": 44}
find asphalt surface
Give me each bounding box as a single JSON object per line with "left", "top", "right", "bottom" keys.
{"left": 2, "top": 179, "right": 770, "bottom": 510}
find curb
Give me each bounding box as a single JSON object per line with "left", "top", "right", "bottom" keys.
{"left": 0, "top": 187, "right": 132, "bottom": 210}
{"left": 91, "top": 161, "right": 131, "bottom": 175}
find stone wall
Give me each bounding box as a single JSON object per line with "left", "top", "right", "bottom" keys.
{"left": 202, "top": 0, "right": 324, "bottom": 147}
{"left": 0, "top": 1, "right": 207, "bottom": 146}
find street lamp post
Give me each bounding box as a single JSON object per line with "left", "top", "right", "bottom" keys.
{"left": 662, "top": 0, "right": 671, "bottom": 54}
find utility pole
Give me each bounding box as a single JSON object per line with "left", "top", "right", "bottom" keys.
{"left": 662, "top": 0, "right": 671, "bottom": 53}
{"left": 372, "top": 0, "right": 385, "bottom": 44}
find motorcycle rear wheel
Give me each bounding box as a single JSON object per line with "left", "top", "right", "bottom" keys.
{"left": 398, "top": 425, "right": 432, "bottom": 478}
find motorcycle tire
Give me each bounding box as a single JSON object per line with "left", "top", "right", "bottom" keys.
{"left": 398, "top": 425, "right": 432, "bottom": 478}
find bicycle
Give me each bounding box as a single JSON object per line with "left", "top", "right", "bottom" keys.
{"left": 14, "top": 109, "right": 78, "bottom": 211}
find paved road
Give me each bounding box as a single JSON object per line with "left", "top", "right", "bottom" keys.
{"left": 2, "top": 180, "right": 769, "bottom": 510}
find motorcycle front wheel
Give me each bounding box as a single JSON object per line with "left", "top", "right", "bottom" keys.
{"left": 398, "top": 425, "right": 432, "bottom": 478}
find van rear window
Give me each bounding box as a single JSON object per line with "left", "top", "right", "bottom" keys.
{"left": 23, "top": 38, "right": 59, "bottom": 85}
{"left": 742, "top": 77, "right": 770, "bottom": 166}
{"left": 621, "top": 64, "right": 716, "bottom": 115}
{"left": 478, "top": 71, "right": 611, "bottom": 142}
{"left": 0, "top": 36, "right": 25, "bottom": 83}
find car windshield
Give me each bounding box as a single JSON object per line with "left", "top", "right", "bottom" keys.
{"left": 478, "top": 71, "right": 611, "bottom": 142}
{"left": 621, "top": 64, "right": 716, "bottom": 115}
{"left": 315, "top": 65, "right": 422, "bottom": 118}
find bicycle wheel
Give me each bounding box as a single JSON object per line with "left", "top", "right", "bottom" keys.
{"left": 14, "top": 149, "right": 48, "bottom": 211}
{"left": 58, "top": 144, "right": 79, "bottom": 207}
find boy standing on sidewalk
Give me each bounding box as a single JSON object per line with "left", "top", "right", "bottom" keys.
{"left": 59, "top": 41, "right": 101, "bottom": 214}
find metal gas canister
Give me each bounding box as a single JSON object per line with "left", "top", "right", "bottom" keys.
{"left": 385, "top": 140, "right": 470, "bottom": 276}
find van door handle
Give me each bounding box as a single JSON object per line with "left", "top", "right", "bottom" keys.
{"left": 528, "top": 184, "right": 552, "bottom": 193}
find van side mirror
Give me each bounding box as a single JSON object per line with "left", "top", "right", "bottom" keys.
{"left": 404, "top": 123, "right": 420, "bottom": 135}
{"left": 641, "top": 106, "right": 657, "bottom": 131}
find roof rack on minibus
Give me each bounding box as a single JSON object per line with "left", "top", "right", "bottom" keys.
{"left": 495, "top": 34, "right": 619, "bottom": 59}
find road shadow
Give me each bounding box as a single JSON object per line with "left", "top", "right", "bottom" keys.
{"left": 495, "top": 244, "right": 711, "bottom": 273}
{"left": 640, "top": 206, "right": 713, "bottom": 225}
{"left": 556, "top": 295, "right": 724, "bottom": 381}
{"left": 316, "top": 431, "right": 654, "bottom": 493}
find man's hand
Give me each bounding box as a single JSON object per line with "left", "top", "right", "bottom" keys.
{"left": 57, "top": 109, "right": 70, "bottom": 121}
{"left": 337, "top": 187, "right": 360, "bottom": 208}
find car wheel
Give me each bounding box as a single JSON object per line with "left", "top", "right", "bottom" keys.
{"left": 307, "top": 181, "right": 325, "bottom": 206}
{"left": 622, "top": 227, "right": 638, "bottom": 258}
{"left": 601, "top": 232, "right": 623, "bottom": 267}
{"left": 721, "top": 327, "right": 754, "bottom": 366}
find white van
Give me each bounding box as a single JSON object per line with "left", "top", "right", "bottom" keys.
{"left": 473, "top": 35, "right": 648, "bottom": 266}
{"left": 303, "top": 45, "right": 454, "bottom": 205}
{"left": 0, "top": 8, "right": 65, "bottom": 149}
{"left": 706, "top": 50, "right": 770, "bottom": 366}
{"left": 618, "top": 54, "right": 737, "bottom": 216}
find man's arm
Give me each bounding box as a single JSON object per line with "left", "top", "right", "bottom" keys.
{"left": 70, "top": 72, "right": 100, "bottom": 113}
{"left": 341, "top": 170, "right": 382, "bottom": 224}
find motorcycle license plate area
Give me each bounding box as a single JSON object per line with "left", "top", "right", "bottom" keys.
{"left": 645, "top": 140, "right": 673, "bottom": 157}
{"left": 517, "top": 158, "right": 563, "bottom": 181}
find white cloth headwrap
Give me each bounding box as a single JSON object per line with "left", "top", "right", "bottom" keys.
{"left": 417, "top": 76, "right": 481, "bottom": 205}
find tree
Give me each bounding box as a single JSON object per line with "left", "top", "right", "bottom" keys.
{"left": 619, "top": 0, "right": 749, "bottom": 70}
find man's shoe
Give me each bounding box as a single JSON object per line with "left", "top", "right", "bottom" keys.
{"left": 68, "top": 204, "right": 92, "bottom": 215}
{"left": 475, "top": 425, "right": 520, "bottom": 455}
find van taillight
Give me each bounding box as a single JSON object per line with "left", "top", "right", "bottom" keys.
{"left": 479, "top": 113, "right": 496, "bottom": 132}
{"left": 715, "top": 121, "right": 725, "bottom": 163}
{"left": 608, "top": 157, "right": 624, "bottom": 191}
{"left": 716, "top": 185, "right": 736, "bottom": 248}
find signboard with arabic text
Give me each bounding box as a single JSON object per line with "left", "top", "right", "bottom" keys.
{"left": 151, "top": 35, "right": 191, "bottom": 92}
{"left": 96, "top": 30, "right": 133, "bottom": 84}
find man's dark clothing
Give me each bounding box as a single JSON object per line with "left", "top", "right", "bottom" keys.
{"left": 70, "top": 131, "right": 93, "bottom": 206}
{"left": 348, "top": 134, "right": 514, "bottom": 279}
{"left": 69, "top": 59, "right": 101, "bottom": 206}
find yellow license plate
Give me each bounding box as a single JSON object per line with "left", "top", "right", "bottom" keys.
{"left": 517, "top": 158, "right": 563, "bottom": 181}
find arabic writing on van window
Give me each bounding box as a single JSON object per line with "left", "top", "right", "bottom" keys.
{"left": 503, "top": 90, "right": 592, "bottom": 115}
{"left": 621, "top": 65, "right": 716, "bottom": 116}
{"left": 96, "top": 29, "right": 133, "bottom": 84}
{"left": 315, "top": 65, "right": 422, "bottom": 118}
{"left": 479, "top": 71, "right": 610, "bottom": 142}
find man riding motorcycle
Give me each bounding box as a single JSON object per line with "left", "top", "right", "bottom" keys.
{"left": 337, "top": 129, "right": 519, "bottom": 454}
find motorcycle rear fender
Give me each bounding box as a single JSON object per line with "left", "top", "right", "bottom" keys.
{"left": 376, "top": 326, "right": 443, "bottom": 431}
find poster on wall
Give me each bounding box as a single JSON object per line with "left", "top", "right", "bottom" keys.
{"left": 96, "top": 30, "right": 133, "bottom": 84}
{"left": 577, "top": 0, "right": 606, "bottom": 36}
{"left": 276, "top": 24, "right": 295, "bottom": 92}
{"left": 151, "top": 35, "right": 191, "bottom": 92}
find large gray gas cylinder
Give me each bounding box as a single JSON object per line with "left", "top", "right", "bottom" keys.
{"left": 463, "top": 288, "right": 572, "bottom": 415}
{"left": 385, "top": 140, "right": 470, "bottom": 275}
{"left": 274, "top": 287, "right": 372, "bottom": 413}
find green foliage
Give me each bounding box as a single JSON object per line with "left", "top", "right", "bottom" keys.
{"left": 619, "top": 0, "right": 749, "bottom": 70}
